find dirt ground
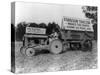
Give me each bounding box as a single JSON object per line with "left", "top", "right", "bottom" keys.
{"left": 14, "top": 40, "right": 97, "bottom": 73}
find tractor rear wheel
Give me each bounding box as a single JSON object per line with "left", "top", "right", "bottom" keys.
{"left": 50, "top": 39, "right": 63, "bottom": 54}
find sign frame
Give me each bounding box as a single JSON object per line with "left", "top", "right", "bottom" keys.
{"left": 62, "top": 16, "right": 94, "bottom": 32}
{"left": 26, "top": 27, "right": 46, "bottom": 34}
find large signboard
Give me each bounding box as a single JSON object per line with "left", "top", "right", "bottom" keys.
{"left": 26, "top": 27, "right": 46, "bottom": 34}
{"left": 62, "top": 16, "right": 94, "bottom": 32}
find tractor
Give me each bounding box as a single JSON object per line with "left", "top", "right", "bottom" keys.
{"left": 20, "top": 17, "right": 94, "bottom": 57}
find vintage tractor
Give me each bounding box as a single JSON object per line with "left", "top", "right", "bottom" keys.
{"left": 20, "top": 26, "right": 63, "bottom": 56}
{"left": 20, "top": 17, "right": 94, "bottom": 57}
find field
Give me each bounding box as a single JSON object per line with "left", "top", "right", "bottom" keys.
{"left": 14, "top": 40, "right": 97, "bottom": 73}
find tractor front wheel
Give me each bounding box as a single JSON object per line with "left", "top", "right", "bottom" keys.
{"left": 25, "top": 47, "right": 35, "bottom": 57}
{"left": 20, "top": 46, "right": 27, "bottom": 56}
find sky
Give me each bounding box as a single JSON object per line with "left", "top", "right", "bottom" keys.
{"left": 13, "top": 2, "right": 88, "bottom": 27}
